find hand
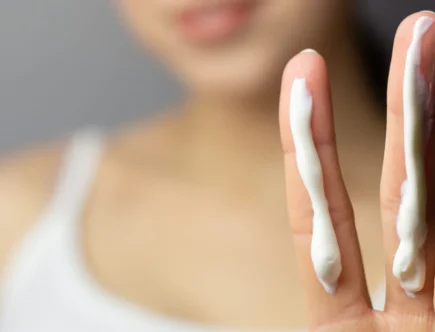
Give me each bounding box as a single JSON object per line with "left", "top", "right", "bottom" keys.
{"left": 279, "top": 11, "right": 435, "bottom": 331}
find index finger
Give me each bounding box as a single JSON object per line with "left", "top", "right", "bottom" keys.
{"left": 279, "top": 50, "right": 371, "bottom": 328}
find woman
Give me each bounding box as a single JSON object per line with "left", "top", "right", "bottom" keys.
{"left": 0, "top": 0, "right": 434, "bottom": 330}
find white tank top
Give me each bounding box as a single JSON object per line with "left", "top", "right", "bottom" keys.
{"left": 0, "top": 129, "right": 386, "bottom": 332}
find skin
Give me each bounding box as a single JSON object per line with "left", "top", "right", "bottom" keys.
{"left": 280, "top": 12, "right": 435, "bottom": 330}
{"left": 0, "top": 0, "right": 434, "bottom": 330}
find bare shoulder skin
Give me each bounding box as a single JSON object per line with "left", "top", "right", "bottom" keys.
{"left": 0, "top": 111, "right": 179, "bottom": 280}
{"left": 0, "top": 111, "right": 177, "bottom": 274}
{"left": 0, "top": 142, "right": 64, "bottom": 275}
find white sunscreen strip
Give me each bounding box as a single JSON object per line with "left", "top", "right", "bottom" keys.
{"left": 290, "top": 78, "right": 342, "bottom": 294}
{"left": 393, "top": 16, "right": 434, "bottom": 294}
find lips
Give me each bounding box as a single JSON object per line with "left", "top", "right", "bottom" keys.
{"left": 177, "top": 0, "right": 256, "bottom": 44}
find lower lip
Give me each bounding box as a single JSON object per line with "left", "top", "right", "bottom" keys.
{"left": 177, "top": 2, "right": 255, "bottom": 44}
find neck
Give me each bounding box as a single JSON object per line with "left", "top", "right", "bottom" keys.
{"left": 182, "top": 89, "right": 282, "bottom": 159}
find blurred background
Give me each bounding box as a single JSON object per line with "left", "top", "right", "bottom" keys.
{"left": 0, "top": 0, "right": 433, "bottom": 154}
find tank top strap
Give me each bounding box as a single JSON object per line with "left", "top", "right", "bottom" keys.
{"left": 48, "top": 127, "right": 105, "bottom": 220}
{"left": 0, "top": 128, "right": 104, "bottom": 311}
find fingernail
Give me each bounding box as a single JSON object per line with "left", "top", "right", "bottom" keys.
{"left": 420, "top": 10, "right": 435, "bottom": 15}
{"left": 301, "top": 49, "right": 318, "bottom": 54}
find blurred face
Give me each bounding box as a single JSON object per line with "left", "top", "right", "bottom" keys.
{"left": 117, "top": 0, "right": 346, "bottom": 99}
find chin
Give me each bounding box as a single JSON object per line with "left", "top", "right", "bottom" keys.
{"left": 181, "top": 52, "right": 288, "bottom": 100}
{"left": 197, "top": 77, "right": 276, "bottom": 100}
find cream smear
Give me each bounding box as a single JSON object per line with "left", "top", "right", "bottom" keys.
{"left": 290, "top": 78, "right": 341, "bottom": 294}
{"left": 393, "top": 16, "right": 434, "bottom": 295}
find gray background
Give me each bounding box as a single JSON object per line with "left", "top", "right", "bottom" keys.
{"left": 0, "top": 0, "right": 433, "bottom": 154}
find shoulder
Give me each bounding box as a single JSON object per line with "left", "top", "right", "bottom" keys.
{"left": 0, "top": 117, "right": 177, "bottom": 276}
{"left": 0, "top": 141, "right": 65, "bottom": 274}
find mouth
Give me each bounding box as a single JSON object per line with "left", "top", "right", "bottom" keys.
{"left": 176, "top": 0, "right": 257, "bottom": 44}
